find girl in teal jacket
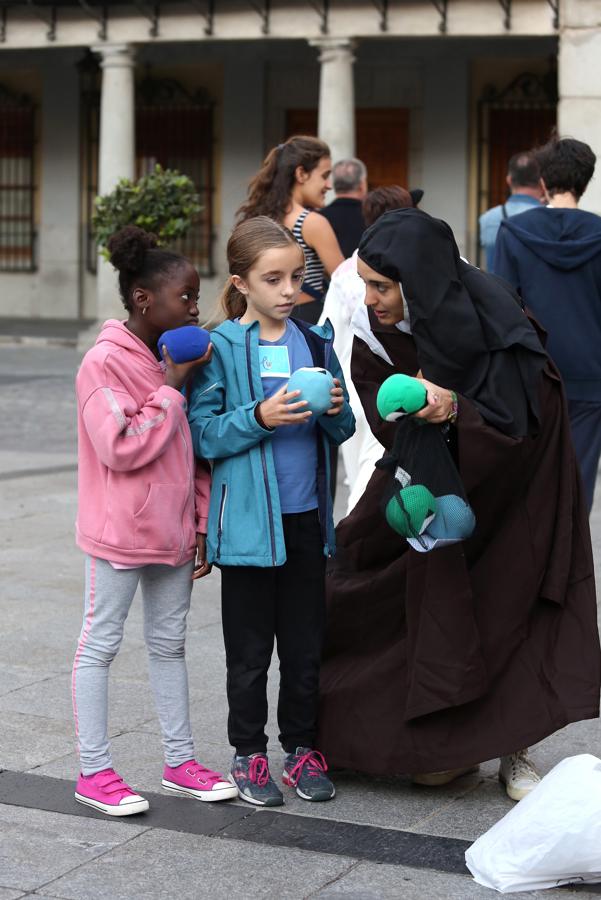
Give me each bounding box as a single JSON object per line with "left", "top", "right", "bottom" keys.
{"left": 188, "top": 216, "right": 354, "bottom": 808}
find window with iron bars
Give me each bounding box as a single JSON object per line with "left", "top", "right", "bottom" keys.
{"left": 83, "top": 76, "right": 215, "bottom": 277}
{"left": 0, "top": 85, "right": 35, "bottom": 272}
{"left": 476, "top": 69, "right": 557, "bottom": 267}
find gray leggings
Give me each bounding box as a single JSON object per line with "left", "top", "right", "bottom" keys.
{"left": 72, "top": 555, "right": 195, "bottom": 775}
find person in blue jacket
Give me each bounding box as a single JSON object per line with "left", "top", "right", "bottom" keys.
{"left": 494, "top": 136, "right": 601, "bottom": 511}
{"left": 188, "top": 216, "right": 355, "bottom": 807}
{"left": 479, "top": 151, "right": 542, "bottom": 272}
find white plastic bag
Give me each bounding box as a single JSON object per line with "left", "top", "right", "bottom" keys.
{"left": 465, "top": 754, "right": 601, "bottom": 893}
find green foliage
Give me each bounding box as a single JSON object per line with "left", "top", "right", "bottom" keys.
{"left": 93, "top": 165, "right": 201, "bottom": 258}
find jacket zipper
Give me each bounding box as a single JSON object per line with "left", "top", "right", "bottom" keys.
{"left": 293, "top": 320, "right": 332, "bottom": 554}
{"left": 245, "top": 329, "right": 277, "bottom": 566}
{"left": 216, "top": 483, "right": 227, "bottom": 560}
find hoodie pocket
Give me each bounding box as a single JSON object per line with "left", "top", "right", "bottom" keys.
{"left": 134, "top": 483, "right": 187, "bottom": 552}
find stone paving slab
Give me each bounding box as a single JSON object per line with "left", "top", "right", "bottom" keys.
{"left": 16, "top": 896, "right": 63, "bottom": 900}
{"left": 9, "top": 815, "right": 353, "bottom": 900}
{"left": 0, "top": 451, "right": 76, "bottom": 482}
{"left": 0, "top": 665, "right": 64, "bottom": 699}
{"left": 0, "top": 348, "right": 78, "bottom": 457}
{"left": 312, "top": 860, "right": 601, "bottom": 900}
{"left": 0, "top": 673, "right": 159, "bottom": 734}
{"left": 0, "top": 712, "right": 76, "bottom": 772}
{"left": 0, "top": 804, "right": 149, "bottom": 893}
{"left": 0, "top": 889, "right": 27, "bottom": 900}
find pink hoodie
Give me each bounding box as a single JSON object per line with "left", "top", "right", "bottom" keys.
{"left": 76, "top": 320, "right": 210, "bottom": 566}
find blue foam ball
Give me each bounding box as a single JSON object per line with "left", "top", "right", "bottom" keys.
{"left": 425, "top": 494, "right": 476, "bottom": 541}
{"left": 287, "top": 367, "right": 335, "bottom": 417}
{"left": 158, "top": 325, "right": 210, "bottom": 363}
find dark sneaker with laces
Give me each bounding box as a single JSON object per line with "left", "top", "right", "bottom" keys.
{"left": 283, "top": 747, "right": 335, "bottom": 801}
{"left": 229, "top": 753, "right": 284, "bottom": 807}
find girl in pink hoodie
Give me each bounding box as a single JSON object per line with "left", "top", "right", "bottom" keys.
{"left": 72, "top": 226, "right": 237, "bottom": 816}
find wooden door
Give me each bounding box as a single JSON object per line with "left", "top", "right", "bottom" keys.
{"left": 285, "top": 108, "right": 409, "bottom": 189}
{"left": 487, "top": 108, "right": 555, "bottom": 208}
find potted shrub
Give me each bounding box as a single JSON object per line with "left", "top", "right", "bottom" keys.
{"left": 93, "top": 164, "right": 201, "bottom": 257}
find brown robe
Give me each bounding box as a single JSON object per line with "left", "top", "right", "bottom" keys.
{"left": 317, "top": 314, "right": 600, "bottom": 775}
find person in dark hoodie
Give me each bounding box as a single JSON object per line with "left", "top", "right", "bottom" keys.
{"left": 494, "top": 137, "right": 601, "bottom": 511}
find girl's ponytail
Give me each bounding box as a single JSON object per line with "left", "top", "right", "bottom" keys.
{"left": 220, "top": 278, "right": 247, "bottom": 320}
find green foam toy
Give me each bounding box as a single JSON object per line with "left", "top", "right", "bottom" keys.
{"left": 376, "top": 373, "right": 427, "bottom": 422}
{"left": 385, "top": 484, "right": 437, "bottom": 538}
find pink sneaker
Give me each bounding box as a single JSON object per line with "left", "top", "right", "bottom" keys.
{"left": 162, "top": 760, "right": 238, "bottom": 802}
{"left": 75, "top": 768, "right": 149, "bottom": 817}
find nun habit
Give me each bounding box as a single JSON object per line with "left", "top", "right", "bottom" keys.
{"left": 317, "top": 209, "right": 600, "bottom": 775}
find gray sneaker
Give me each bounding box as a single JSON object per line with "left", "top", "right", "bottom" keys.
{"left": 283, "top": 747, "right": 335, "bottom": 801}
{"left": 230, "top": 753, "right": 284, "bottom": 807}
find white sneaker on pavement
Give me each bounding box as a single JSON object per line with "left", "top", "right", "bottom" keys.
{"left": 499, "top": 749, "right": 541, "bottom": 801}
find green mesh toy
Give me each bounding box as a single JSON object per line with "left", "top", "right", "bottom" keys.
{"left": 377, "top": 373, "right": 427, "bottom": 422}
{"left": 385, "top": 484, "right": 437, "bottom": 538}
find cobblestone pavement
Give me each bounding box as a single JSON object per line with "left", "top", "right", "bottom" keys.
{"left": 1, "top": 344, "right": 600, "bottom": 899}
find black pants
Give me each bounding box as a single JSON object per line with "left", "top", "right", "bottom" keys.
{"left": 220, "top": 510, "right": 326, "bottom": 756}
{"left": 568, "top": 399, "right": 601, "bottom": 513}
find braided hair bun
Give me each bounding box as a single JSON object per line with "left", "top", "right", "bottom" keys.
{"left": 107, "top": 225, "right": 159, "bottom": 275}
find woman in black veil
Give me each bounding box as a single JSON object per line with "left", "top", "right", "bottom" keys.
{"left": 317, "top": 208, "right": 600, "bottom": 801}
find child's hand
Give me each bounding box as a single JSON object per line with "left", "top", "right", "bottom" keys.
{"left": 192, "top": 533, "right": 212, "bottom": 580}
{"left": 325, "top": 378, "right": 344, "bottom": 416}
{"left": 163, "top": 344, "right": 213, "bottom": 391}
{"left": 258, "top": 385, "right": 312, "bottom": 428}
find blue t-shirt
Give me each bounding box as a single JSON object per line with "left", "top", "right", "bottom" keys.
{"left": 479, "top": 194, "right": 541, "bottom": 272}
{"left": 259, "top": 320, "right": 318, "bottom": 514}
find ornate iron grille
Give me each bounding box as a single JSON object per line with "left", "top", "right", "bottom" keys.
{"left": 83, "top": 73, "right": 215, "bottom": 277}
{"left": 476, "top": 69, "right": 557, "bottom": 266}
{"left": 0, "top": 84, "right": 35, "bottom": 271}
{"left": 136, "top": 77, "right": 214, "bottom": 277}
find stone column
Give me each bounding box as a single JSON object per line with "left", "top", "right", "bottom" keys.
{"left": 558, "top": 3, "right": 601, "bottom": 214}
{"left": 310, "top": 38, "right": 356, "bottom": 166}
{"left": 38, "top": 52, "right": 81, "bottom": 320}
{"left": 422, "top": 50, "right": 469, "bottom": 256}
{"left": 80, "top": 44, "right": 136, "bottom": 348}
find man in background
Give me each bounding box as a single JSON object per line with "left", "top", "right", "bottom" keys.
{"left": 494, "top": 136, "right": 601, "bottom": 512}
{"left": 479, "top": 152, "right": 543, "bottom": 272}
{"left": 320, "top": 158, "right": 368, "bottom": 258}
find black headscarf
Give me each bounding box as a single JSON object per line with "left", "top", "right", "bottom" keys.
{"left": 358, "top": 208, "right": 547, "bottom": 438}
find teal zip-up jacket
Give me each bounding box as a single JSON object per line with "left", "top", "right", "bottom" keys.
{"left": 187, "top": 317, "right": 355, "bottom": 567}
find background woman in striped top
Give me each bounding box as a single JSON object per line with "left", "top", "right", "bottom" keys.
{"left": 236, "top": 135, "right": 344, "bottom": 324}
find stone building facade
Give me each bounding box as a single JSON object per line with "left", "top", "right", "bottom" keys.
{"left": 0, "top": 0, "right": 597, "bottom": 333}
